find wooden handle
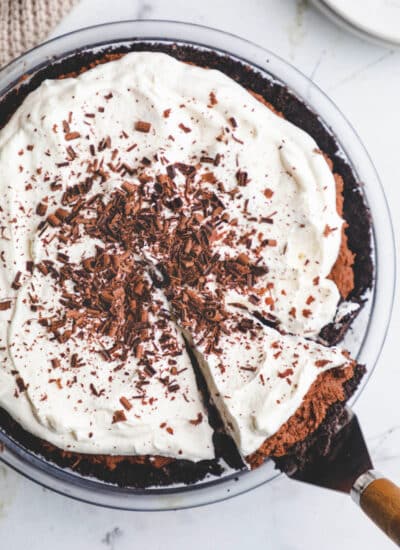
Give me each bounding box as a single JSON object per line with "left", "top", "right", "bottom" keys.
{"left": 360, "top": 478, "right": 400, "bottom": 545}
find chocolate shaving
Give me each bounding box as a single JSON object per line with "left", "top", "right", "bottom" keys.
{"left": 189, "top": 412, "right": 203, "bottom": 425}
{"left": 16, "top": 376, "right": 28, "bottom": 392}
{"left": 112, "top": 410, "right": 127, "bottom": 423}
{"left": 65, "top": 132, "right": 81, "bottom": 141}
{"left": 235, "top": 169, "right": 249, "bottom": 187}
{"left": 120, "top": 396, "right": 132, "bottom": 411}
{"left": 11, "top": 272, "right": 22, "bottom": 290}
{"left": 135, "top": 121, "right": 151, "bottom": 133}
{"left": 36, "top": 202, "right": 48, "bottom": 216}
{"left": 51, "top": 358, "right": 61, "bottom": 369}
{"left": 179, "top": 123, "right": 191, "bottom": 133}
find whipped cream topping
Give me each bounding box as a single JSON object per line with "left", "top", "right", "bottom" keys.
{"left": 0, "top": 51, "right": 347, "bottom": 460}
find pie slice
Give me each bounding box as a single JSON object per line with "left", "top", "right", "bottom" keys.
{"left": 184, "top": 307, "right": 357, "bottom": 466}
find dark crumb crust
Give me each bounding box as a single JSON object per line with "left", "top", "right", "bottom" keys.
{"left": 0, "top": 407, "right": 224, "bottom": 488}
{"left": 0, "top": 43, "right": 373, "bottom": 487}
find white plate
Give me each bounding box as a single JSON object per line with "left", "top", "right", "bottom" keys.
{"left": 312, "top": 0, "right": 400, "bottom": 46}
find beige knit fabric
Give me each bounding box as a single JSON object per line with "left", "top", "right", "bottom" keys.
{"left": 0, "top": 0, "right": 78, "bottom": 67}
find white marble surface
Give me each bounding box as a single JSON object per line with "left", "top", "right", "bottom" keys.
{"left": 1, "top": 1, "right": 399, "bottom": 548}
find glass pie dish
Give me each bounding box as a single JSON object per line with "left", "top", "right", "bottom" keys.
{"left": 0, "top": 20, "right": 395, "bottom": 511}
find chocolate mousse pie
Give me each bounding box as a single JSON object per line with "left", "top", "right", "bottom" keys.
{"left": 0, "top": 45, "right": 372, "bottom": 487}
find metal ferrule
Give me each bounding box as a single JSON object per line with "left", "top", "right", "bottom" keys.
{"left": 351, "top": 470, "right": 383, "bottom": 505}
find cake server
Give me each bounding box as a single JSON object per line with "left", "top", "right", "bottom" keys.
{"left": 286, "top": 409, "right": 400, "bottom": 545}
